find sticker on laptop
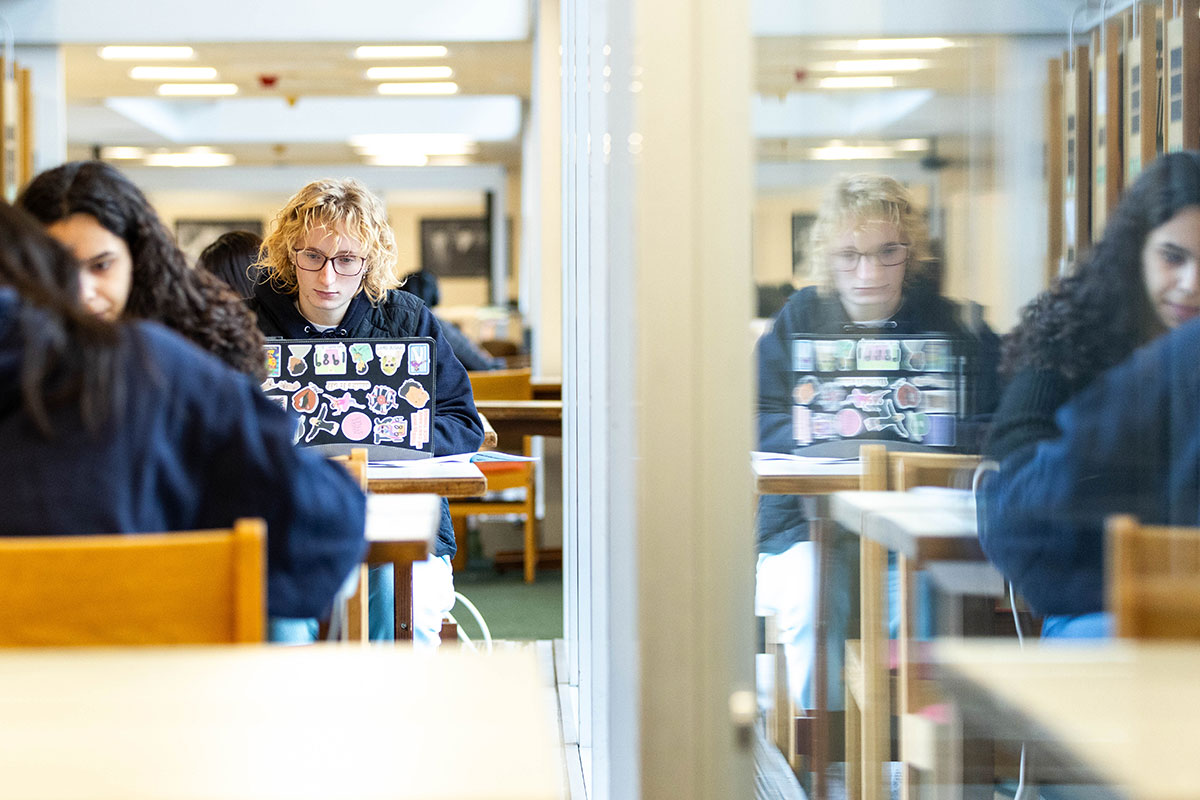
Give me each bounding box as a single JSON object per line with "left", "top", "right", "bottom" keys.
{"left": 399, "top": 378, "right": 430, "bottom": 409}
{"left": 410, "top": 408, "right": 431, "bottom": 450}
{"left": 408, "top": 342, "right": 431, "bottom": 376}
{"left": 348, "top": 342, "right": 374, "bottom": 375}
{"left": 377, "top": 343, "right": 405, "bottom": 377}
{"left": 314, "top": 343, "right": 347, "bottom": 375}
{"left": 264, "top": 344, "right": 282, "bottom": 378}
{"left": 366, "top": 384, "right": 398, "bottom": 415}
{"left": 373, "top": 415, "right": 408, "bottom": 444}
{"left": 342, "top": 411, "right": 371, "bottom": 442}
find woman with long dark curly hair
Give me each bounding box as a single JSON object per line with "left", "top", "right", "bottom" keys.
{"left": 986, "top": 150, "right": 1200, "bottom": 462}
{"left": 17, "top": 161, "right": 265, "bottom": 378}
{"left": 981, "top": 150, "right": 1200, "bottom": 639}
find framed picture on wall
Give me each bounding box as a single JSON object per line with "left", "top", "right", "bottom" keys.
{"left": 419, "top": 217, "right": 491, "bottom": 278}
{"left": 176, "top": 219, "right": 264, "bottom": 265}
{"left": 791, "top": 212, "right": 817, "bottom": 278}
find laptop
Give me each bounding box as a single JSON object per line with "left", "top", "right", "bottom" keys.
{"left": 790, "top": 332, "right": 975, "bottom": 456}
{"left": 260, "top": 337, "right": 436, "bottom": 460}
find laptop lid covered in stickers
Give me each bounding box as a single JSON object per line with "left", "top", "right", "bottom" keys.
{"left": 790, "top": 332, "right": 974, "bottom": 454}
{"left": 260, "top": 337, "right": 436, "bottom": 460}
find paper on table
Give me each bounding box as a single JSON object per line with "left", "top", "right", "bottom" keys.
{"left": 371, "top": 451, "right": 538, "bottom": 468}
{"left": 751, "top": 451, "right": 858, "bottom": 464}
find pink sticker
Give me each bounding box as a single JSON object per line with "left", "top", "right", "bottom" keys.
{"left": 410, "top": 408, "right": 430, "bottom": 450}
{"left": 342, "top": 411, "right": 371, "bottom": 441}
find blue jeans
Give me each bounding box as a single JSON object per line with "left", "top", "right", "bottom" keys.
{"left": 1041, "top": 612, "right": 1112, "bottom": 639}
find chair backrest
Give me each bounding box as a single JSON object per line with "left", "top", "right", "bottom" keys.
{"left": 859, "top": 444, "right": 981, "bottom": 491}
{"left": 0, "top": 518, "right": 266, "bottom": 646}
{"left": 467, "top": 368, "right": 533, "bottom": 401}
{"left": 1108, "top": 514, "right": 1200, "bottom": 639}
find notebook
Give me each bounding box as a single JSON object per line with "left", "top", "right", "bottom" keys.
{"left": 790, "top": 332, "right": 974, "bottom": 454}
{"left": 260, "top": 337, "right": 436, "bottom": 460}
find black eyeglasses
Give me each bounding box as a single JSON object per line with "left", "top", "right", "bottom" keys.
{"left": 830, "top": 243, "right": 909, "bottom": 272}
{"left": 292, "top": 248, "right": 366, "bottom": 277}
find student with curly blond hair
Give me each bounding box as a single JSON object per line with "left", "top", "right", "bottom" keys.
{"left": 755, "top": 173, "right": 1001, "bottom": 711}
{"left": 250, "top": 178, "right": 483, "bottom": 646}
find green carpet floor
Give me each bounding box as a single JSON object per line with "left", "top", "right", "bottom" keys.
{"left": 450, "top": 566, "right": 563, "bottom": 642}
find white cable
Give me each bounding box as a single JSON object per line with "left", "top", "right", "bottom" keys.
{"left": 451, "top": 591, "right": 493, "bottom": 653}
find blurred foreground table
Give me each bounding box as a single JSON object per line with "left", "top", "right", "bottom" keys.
{"left": 0, "top": 645, "right": 563, "bottom": 799}
{"left": 938, "top": 639, "right": 1200, "bottom": 800}
{"left": 367, "top": 459, "right": 487, "bottom": 497}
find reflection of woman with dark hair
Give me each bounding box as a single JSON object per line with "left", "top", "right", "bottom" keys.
{"left": 197, "top": 230, "right": 263, "bottom": 301}
{"left": 17, "top": 160, "right": 265, "bottom": 379}
{"left": 982, "top": 151, "right": 1200, "bottom": 639}
{"left": 0, "top": 201, "right": 366, "bottom": 624}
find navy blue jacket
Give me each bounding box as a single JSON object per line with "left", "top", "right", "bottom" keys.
{"left": 979, "top": 317, "right": 1200, "bottom": 616}
{"left": 756, "top": 284, "right": 1002, "bottom": 553}
{"left": 0, "top": 290, "right": 367, "bottom": 619}
{"left": 251, "top": 283, "right": 484, "bottom": 557}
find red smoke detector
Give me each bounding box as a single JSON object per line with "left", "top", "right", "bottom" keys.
{"left": 794, "top": 69, "right": 807, "bottom": 82}
{"left": 258, "top": 74, "right": 279, "bottom": 89}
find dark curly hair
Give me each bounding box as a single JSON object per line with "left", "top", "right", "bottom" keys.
{"left": 17, "top": 161, "right": 265, "bottom": 379}
{"left": 197, "top": 229, "right": 263, "bottom": 300}
{"left": 1002, "top": 151, "right": 1200, "bottom": 382}
{"left": 0, "top": 202, "right": 121, "bottom": 436}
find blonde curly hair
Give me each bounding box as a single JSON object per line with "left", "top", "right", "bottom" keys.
{"left": 256, "top": 178, "right": 399, "bottom": 303}
{"left": 809, "top": 173, "right": 931, "bottom": 294}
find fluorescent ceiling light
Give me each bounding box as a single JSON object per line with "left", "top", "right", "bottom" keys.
{"left": 349, "top": 134, "right": 478, "bottom": 156}
{"left": 833, "top": 58, "right": 929, "bottom": 73}
{"left": 366, "top": 66, "right": 454, "bottom": 80}
{"left": 157, "top": 83, "right": 239, "bottom": 96}
{"left": 130, "top": 66, "right": 218, "bottom": 81}
{"left": 355, "top": 45, "right": 449, "bottom": 60}
{"left": 818, "top": 76, "right": 896, "bottom": 89}
{"left": 377, "top": 82, "right": 458, "bottom": 95}
{"left": 810, "top": 145, "right": 897, "bottom": 160}
{"left": 856, "top": 37, "right": 953, "bottom": 51}
{"left": 362, "top": 153, "right": 430, "bottom": 166}
{"left": 99, "top": 146, "right": 146, "bottom": 159}
{"left": 100, "top": 46, "right": 194, "bottom": 60}
{"left": 143, "top": 150, "right": 235, "bottom": 167}
{"left": 893, "top": 138, "right": 930, "bottom": 151}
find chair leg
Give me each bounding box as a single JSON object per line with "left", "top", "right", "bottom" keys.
{"left": 346, "top": 564, "right": 369, "bottom": 643}
{"left": 846, "top": 668, "right": 862, "bottom": 800}
{"left": 450, "top": 514, "right": 469, "bottom": 572}
{"left": 523, "top": 506, "right": 537, "bottom": 583}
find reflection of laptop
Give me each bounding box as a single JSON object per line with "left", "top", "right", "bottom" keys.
{"left": 260, "top": 337, "right": 436, "bottom": 460}
{"left": 791, "top": 333, "right": 973, "bottom": 455}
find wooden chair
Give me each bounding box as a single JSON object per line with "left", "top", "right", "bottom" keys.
{"left": 0, "top": 518, "right": 266, "bottom": 645}
{"left": 1108, "top": 514, "right": 1200, "bottom": 638}
{"left": 331, "top": 448, "right": 371, "bottom": 642}
{"left": 842, "top": 445, "right": 980, "bottom": 800}
{"left": 450, "top": 368, "right": 539, "bottom": 582}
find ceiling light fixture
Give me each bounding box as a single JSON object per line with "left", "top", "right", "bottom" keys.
{"left": 100, "top": 46, "right": 195, "bottom": 60}
{"left": 832, "top": 58, "right": 929, "bottom": 73}
{"left": 365, "top": 66, "right": 454, "bottom": 80}
{"left": 377, "top": 81, "right": 458, "bottom": 95}
{"left": 143, "top": 150, "right": 235, "bottom": 167}
{"left": 362, "top": 153, "right": 430, "bottom": 167}
{"left": 130, "top": 66, "right": 218, "bottom": 81}
{"left": 855, "top": 37, "right": 953, "bottom": 51}
{"left": 156, "top": 83, "right": 239, "bottom": 96}
{"left": 809, "top": 145, "right": 897, "bottom": 160}
{"left": 99, "top": 146, "right": 146, "bottom": 160}
{"left": 354, "top": 45, "right": 449, "bottom": 60}
{"left": 349, "top": 134, "right": 478, "bottom": 156}
{"left": 818, "top": 76, "right": 896, "bottom": 89}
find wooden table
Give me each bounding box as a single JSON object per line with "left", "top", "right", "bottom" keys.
{"left": 478, "top": 413, "right": 499, "bottom": 450}
{"left": 0, "top": 645, "right": 563, "bottom": 799}
{"left": 830, "top": 490, "right": 1002, "bottom": 800}
{"left": 753, "top": 456, "right": 861, "bottom": 495}
{"left": 367, "top": 460, "right": 487, "bottom": 497}
{"left": 937, "top": 639, "right": 1200, "bottom": 800}
{"left": 473, "top": 399, "right": 562, "bottom": 444}
{"left": 531, "top": 376, "right": 562, "bottom": 400}
{"left": 365, "top": 493, "right": 439, "bottom": 641}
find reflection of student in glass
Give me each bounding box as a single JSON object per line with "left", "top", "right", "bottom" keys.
{"left": 755, "top": 174, "right": 1001, "bottom": 710}
{"left": 981, "top": 151, "right": 1200, "bottom": 639}
{"left": 0, "top": 201, "right": 366, "bottom": 623}
{"left": 17, "top": 161, "right": 264, "bottom": 379}
{"left": 250, "top": 178, "right": 484, "bottom": 646}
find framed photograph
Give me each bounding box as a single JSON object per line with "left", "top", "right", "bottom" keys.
{"left": 175, "top": 219, "right": 263, "bottom": 265}
{"left": 420, "top": 217, "right": 491, "bottom": 278}
{"left": 791, "top": 212, "right": 817, "bottom": 278}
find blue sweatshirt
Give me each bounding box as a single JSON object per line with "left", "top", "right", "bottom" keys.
{"left": 979, "top": 316, "right": 1200, "bottom": 616}
{"left": 0, "top": 290, "right": 368, "bottom": 619}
